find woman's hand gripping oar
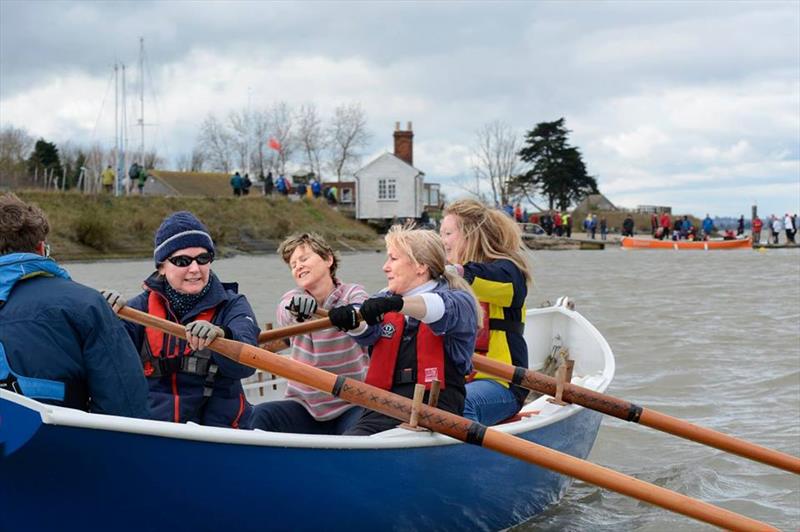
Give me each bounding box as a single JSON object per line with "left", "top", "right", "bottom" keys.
{"left": 117, "top": 305, "right": 777, "bottom": 532}
{"left": 471, "top": 355, "right": 800, "bottom": 475}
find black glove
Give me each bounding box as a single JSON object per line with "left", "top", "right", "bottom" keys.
{"left": 328, "top": 304, "right": 360, "bottom": 331}
{"left": 360, "top": 295, "right": 404, "bottom": 326}
{"left": 286, "top": 294, "right": 317, "bottom": 322}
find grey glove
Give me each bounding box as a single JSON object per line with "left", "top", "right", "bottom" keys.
{"left": 185, "top": 320, "right": 225, "bottom": 351}
{"left": 100, "top": 289, "right": 127, "bottom": 314}
{"left": 286, "top": 294, "right": 318, "bottom": 322}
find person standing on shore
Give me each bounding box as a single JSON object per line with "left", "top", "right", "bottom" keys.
{"left": 230, "top": 171, "right": 243, "bottom": 197}
{"left": 263, "top": 171, "right": 274, "bottom": 196}
{"left": 784, "top": 213, "right": 796, "bottom": 244}
{"left": 102, "top": 211, "right": 259, "bottom": 428}
{"left": 247, "top": 233, "right": 369, "bottom": 434}
{"left": 737, "top": 215, "right": 745, "bottom": 236}
{"left": 0, "top": 193, "right": 150, "bottom": 418}
{"left": 622, "top": 214, "right": 635, "bottom": 237}
{"left": 440, "top": 199, "right": 532, "bottom": 426}
{"left": 599, "top": 217, "right": 607, "bottom": 240}
{"left": 771, "top": 215, "right": 782, "bottom": 244}
{"left": 702, "top": 214, "right": 714, "bottom": 240}
{"left": 659, "top": 212, "right": 671, "bottom": 240}
{"left": 752, "top": 215, "right": 763, "bottom": 244}
{"left": 101, "top": 165, "right": 115, "bottom": 194}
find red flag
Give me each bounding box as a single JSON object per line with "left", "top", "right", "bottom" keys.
{"left": 268, "top": 137, "right": 281, "bottom": 152}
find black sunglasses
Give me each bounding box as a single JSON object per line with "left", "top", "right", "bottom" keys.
{"left": 166, "top": 252, "right": 214, "bottom": 268}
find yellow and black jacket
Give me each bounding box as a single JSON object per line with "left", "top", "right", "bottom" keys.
{"left": 463, "top": 258, "right": 528, "bottom": 405}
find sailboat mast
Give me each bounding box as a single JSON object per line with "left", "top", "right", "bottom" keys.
{"left": 114, "top": 63, "right": 120, "bottom": 196}
{"left": 139, "top": 36, "right": 145, "bottom": 167}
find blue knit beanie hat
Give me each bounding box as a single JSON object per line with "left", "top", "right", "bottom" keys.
{"left": 153, "top": 211, "right": 215, "bottom": 265}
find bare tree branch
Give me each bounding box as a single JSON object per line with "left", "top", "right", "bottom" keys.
{"left": 471, "top": 120, "right": 520, "bottom": 207}
{"left": 268, "top": 102, "right": 296, "bottom": 176}
{"left": 297, "top": 103, "right": 326, "bottom": 178}
{"left": 327, "top": 102, "right": 371, "bottom": 182}
{"left": 196, "top": 114, "right": 233, "bottom": 172}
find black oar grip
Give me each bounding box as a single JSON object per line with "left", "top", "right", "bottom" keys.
{"left": 627, "top": 404, "right": 643, "bottom": 423}
{"left": 331, "top": 375, "right": 347, "bottom": 397}
{"left": 466, "top": 422, "right": 487, "bottom": 446}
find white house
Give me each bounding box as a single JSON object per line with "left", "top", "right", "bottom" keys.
{"left": 354, "top": 122, "right": 427, "bottom": 221}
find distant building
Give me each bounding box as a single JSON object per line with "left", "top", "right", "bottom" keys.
{"left": 636, "top": 204, "right": 672, "bottom": 214}
{"left": 573, "top": 193, "right": 617, "bottom": 212}
{"left": 354, "top": 122, "right": 439, "bottom": 221}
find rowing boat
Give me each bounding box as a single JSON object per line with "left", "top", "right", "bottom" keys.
{"left": 621, "top": 236, "right": 752, "bottom": 250}
{"left": 0, "top": 298, "right": 614, "bottom": 531}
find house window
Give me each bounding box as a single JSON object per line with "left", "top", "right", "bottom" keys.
{"left": 378, "top": 178, "right": 396, "bottom": 200}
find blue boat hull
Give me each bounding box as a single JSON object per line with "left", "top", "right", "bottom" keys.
{"left": 0, "top": 396, "right": 602, "bottom": 531}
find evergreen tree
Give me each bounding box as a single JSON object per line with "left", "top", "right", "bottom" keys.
{"left": 27, "top": 139, "right": 62, "bottom": 180}
{"left": 514, "top": 118, "right": 598, "bottom": 210}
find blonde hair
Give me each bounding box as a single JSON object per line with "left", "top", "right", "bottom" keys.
{"left": 278, "top": 232, "right": 340, "bottom": 283}
{"left": 444, "top": 199, "right": 532, "bottom": 286}
{"left": 385, "top": 224, "right": 482, "bottom": 321}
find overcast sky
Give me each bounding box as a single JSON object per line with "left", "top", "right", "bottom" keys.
{"left": 1, "top": 0, "right": 798, "bottom": 217}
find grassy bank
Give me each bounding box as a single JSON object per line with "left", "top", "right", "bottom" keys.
{"left": 15, "top": 191, "right": 380, "bottom": 261}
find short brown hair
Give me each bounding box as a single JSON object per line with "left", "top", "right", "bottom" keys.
{"left": 0, "top": 193, "right": 49, "bottom": 255}
{"left": 278, "top": 232, "right": 339, "bottom": 282}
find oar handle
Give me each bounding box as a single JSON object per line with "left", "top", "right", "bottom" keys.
{"left": 472, "top": 355, "right": 800, "bottom": 475}
{"left": 257, "top": 317, "right": 333, "bottom": 343}
{"left": 255, "top": 307, "right": 354, "bottom": 344}
{"left": 117, "top": 306, "right": 777, "bottom": 532}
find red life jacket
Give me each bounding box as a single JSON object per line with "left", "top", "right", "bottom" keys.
{"left": 143, "top": 291, "right": 216, "bottom": 377}
{"left": 474, "top": 301, "right": 491, "bottom": 353}
{"left": 366, "top": 312, "right": 445, "bottom": 391}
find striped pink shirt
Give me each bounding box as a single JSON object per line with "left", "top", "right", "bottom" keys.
{"left": 277, "top": 282, "right": 369, "bottom": 420}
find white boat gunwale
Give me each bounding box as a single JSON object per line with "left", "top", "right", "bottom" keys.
{"left": 2, "top": 303, "right": 614, "bottom": 451}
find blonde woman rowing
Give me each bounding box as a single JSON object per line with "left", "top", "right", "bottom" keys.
{"left": 328, "top": 225, "right": 480, "bottom": 436}
{"left": 440, "top": 199, "right": 532, "bottom": 425}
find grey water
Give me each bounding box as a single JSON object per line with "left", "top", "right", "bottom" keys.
{"left": 66, "top": 247, "right": 800, "bottom": 531}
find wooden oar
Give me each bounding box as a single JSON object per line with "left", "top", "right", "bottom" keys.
{"left": 471, "top": 355, "right": 800, "bottom": 475}
{"left": 254, "top": 309, "right": 800, "bottom": 474}
{"left": 118, "top": 305, "right": 777, "bottom": 532}
{"left": 257, "top": 316, "right": 332, "bottom": 343}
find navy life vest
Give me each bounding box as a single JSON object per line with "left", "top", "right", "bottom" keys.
{"left": 366, "top": 312, "right": 445, "bottom": 391}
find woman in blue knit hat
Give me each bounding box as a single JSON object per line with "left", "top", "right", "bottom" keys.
{"left": 102, "top": 211, "right": 259, "bottom": 428}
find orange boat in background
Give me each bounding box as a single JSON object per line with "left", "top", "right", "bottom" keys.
{"left": 621, "top": 236, "right": 752, "bottom": 250}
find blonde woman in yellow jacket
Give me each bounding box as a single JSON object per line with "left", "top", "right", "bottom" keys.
{"left": 440, "top": 199, "right": 532, "bottom": 425}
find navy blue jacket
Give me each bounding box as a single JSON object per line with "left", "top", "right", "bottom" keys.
{"left": 122, "top": 271, "right": 258, "bottom": 428}
{"left": 0, "top": 253, "right": 150, "bottom": 418}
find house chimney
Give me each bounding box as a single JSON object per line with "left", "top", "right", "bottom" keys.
{"left": 393, "top": 121, "right": 414, "bottom": 166}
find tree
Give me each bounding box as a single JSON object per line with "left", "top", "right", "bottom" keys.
{"left": 190, "top": 146, "right": 206, "bottom": 172}
{"left": 471, "top": 120, "right": 520, "bottom": 207}
{"left": 196, "top": 114, "right": 233, "bottom": 172}
{"left": 515, "top": 118, "right": 598, "bottom": 211}
{"left": 250, "top": 109, "right": 271, "bottom": 177}
{"left": 27, "top": 139, "right": 62, "bottom": 188}
{"left": 267, "top": 102, "right": 296, "bottom": 176}
{"left": 227, "top": 109, "right": 251, "bottom": 172}
{"left": 0, "top": 125, "right": 34, "bottom": 187}
{"left": 297, "top": 103, "right": 326, "bottom": 178}
{"left": 327, "top": 102, "right": 370, "bottom": 181}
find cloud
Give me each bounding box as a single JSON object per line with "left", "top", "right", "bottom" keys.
{"left": 1, "top": 0, "right": 798, "bottom": 216}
